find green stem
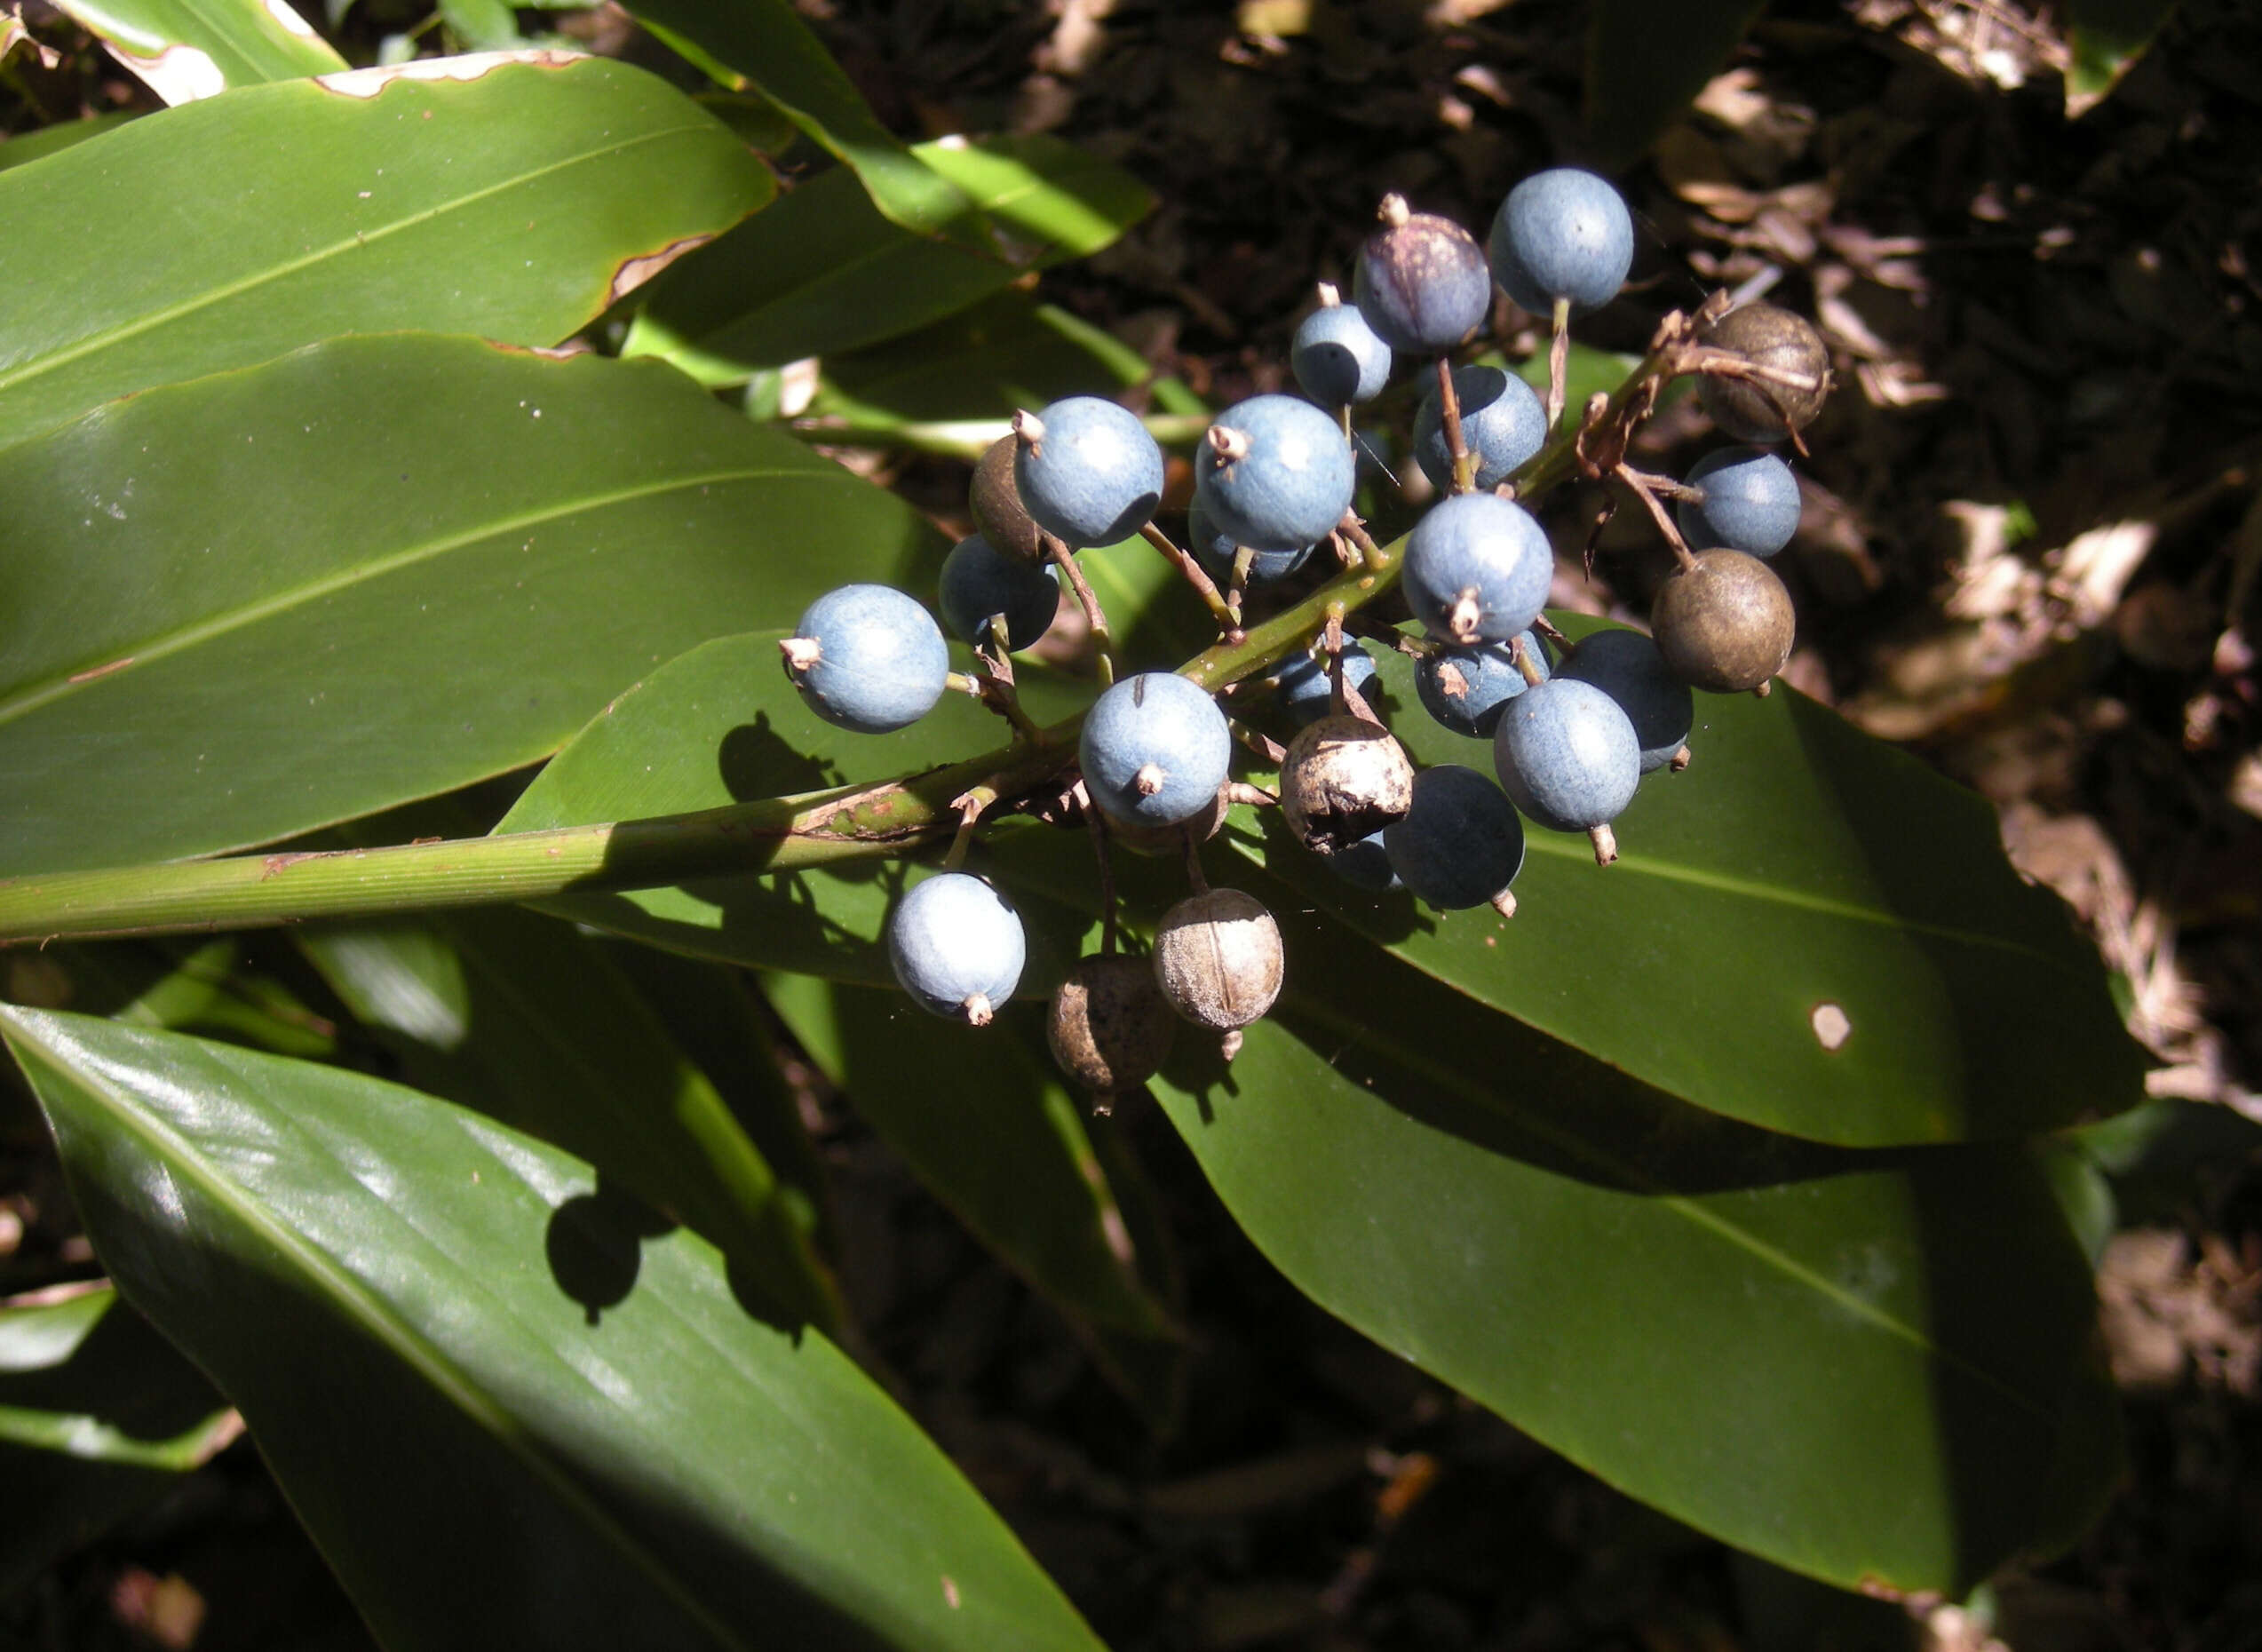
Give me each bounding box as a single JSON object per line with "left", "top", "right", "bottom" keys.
{"left": 0, "top": 353, "right": 1662, "bottom": 948}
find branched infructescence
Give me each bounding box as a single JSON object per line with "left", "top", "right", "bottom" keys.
{"left": 0, "top": 183, "right": 1833, "bottom": 1102}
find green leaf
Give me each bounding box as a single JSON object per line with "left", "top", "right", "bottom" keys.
{"left": 615, "top": 0, "right": 977, "bottom": 239}
{"left": 600, "top": 942, "right": 837, "bottom": 1254}
{"left": 1583, "top": 0, "right": 1768, "bottom": 165}
{"left": 1142, "top": 925, "right": 2121, "bottom": 1597}
{"left": 295, "top": 903, "right": 840, "bottom": 1331}
{"left": 0, "top": 1283, "right": 236, "bottom": 1595}
{"left": 0, "top": 113, "right": 139, "bottom": 173}
{"left": 1235, "top": 633, "right": 2145, "bottom": 1146}
{"left": 496, "top": 630, "right": 1099, "bottom": 982}
{"left": 2065, "top": 0, "right": 2182, "bottom": 114}
{"left": 4, "top": 1006, "right": 1107, "bottom": 1651}
{"left": 48, "top": 0, "right": 344, "bottom": 103}
{"left": 623, "top": 134, "right": 1150, "bottom": 389}
{"left": 762, "top": 974, "right": 1179, "bottom": 1346}
{"left": 70, "top": 937, "right": 339, "bottom": 1059}
{"left": 809, "top": 293, "right": 1155, "bottom": 430}
{"left": 0, "top": 53, "right": 772, "bottom": 449}
{"left": 0, "top": 336, "right": 943, "bottom": 875}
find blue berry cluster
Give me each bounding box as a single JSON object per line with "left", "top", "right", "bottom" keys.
{"left": 772, "top": 163, "right": 1831, "bottom": 1099}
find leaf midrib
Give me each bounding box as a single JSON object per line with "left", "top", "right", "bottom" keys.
{"left": 0, "top": 112, "right": 717, "bottom": 409}
{"left": 7, "top": 1012, "right": 756, "bottom": 1651}
{"left": 0, "top": 463, "right": 829, "bottom": 731}
{"left": 1279, "top": 990, "right": 2050, "bottom": 1422}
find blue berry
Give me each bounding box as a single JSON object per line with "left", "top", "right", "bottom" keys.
{"left": 1401, "top": 492, "right": 1554, "bottom": 645}
{"left": 1558, "top": 628, "right": 1695, "bottom": 774}
{"left": 1272, "top": 643, "right": 1377, "bottom": 727}
{"left": 1411, "top": 365, "right": 1547, "bottom": 492}
{"left": 1385, "top": 765, "right": 1528, "bottom": 911}
{"left": 1195, "top": 394, "right": 1356, "bottom": 554}
{"left": 1493, "top": 679, "right": 1641, "bottom": 860}
{"left": 1012, "top": 397, "right": 1163, "bottom": 549}
{"left": 1189, "top": 499, "right": 1314, "bottom": 586}
{"left": 1080, "top": 671, "right": 1234, "bottom": 828}
{"left": 1678, "top": 447, "right": 1800, "bottom": 559}
{"left": 938, "top": 532, "right": 1059, "bottom": 651}
{"left": 1415, "top": 630, "right": 1551, "bottom": 738}
{"left": 1327, "top": 828, "right": 1401, "bottom": 894}
{"left": 782, "top": 584, "right": 948, "bottom": 735}
{"left": 1488, "top": 169, "right": 1634, "bottom": 317}
{"left": 1353, "top": 195, "right": 1491, "bottom": 354}
{"left": 1291, "top": 288, "right": 1393, "bottom": 407}
{"left": 888, "top": 871, "right": 1026, "bottom": 1025}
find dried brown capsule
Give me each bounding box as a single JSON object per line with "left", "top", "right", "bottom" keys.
{"left": 1048, "top": 955, "right": 1177, "bottom": 1099}
{"left": 1152, "top": 889, "right": 1284, "bottom": 1032}
{"left": 969, "top": 433, "right": 1045, "bottom": 565}
{"left": 1695, "top": 302, "right": 1832, "bottom": 445}
{"left": 1280, "top": 715, "right": 1415, "bottom": 855}
{"left": 1651, "top": 550, "right": 1796, "bottom": 693}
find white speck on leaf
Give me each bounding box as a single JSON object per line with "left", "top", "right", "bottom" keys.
{"left": 1811, "top": 1002, "right": 1852, "bottom": 1052}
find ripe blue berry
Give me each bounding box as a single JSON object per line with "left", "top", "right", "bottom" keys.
{"left": 1412, "top": 365, "right": 1547, "bottom": 492}
{"left": 1401, "top": 492, "right": 1554, "bottom": 645}
{"left": 1385, "top": 765, "right": 1528, "bottom": 912}
{"left": 1272, "top": 643, "right": 1377, "bottom": 727}
{"left": 888, "top": 871, "right": 1026, "bottom": 1025}
{"left": 1353, "top": 195, "right": 1490, "bottom": 354}
{"left": 938, "top": 532, "right": 1059, "bottom": 650}
{"left": 1012, "top": 397, "right": 1163, "bottom": 549}
{"left": 1559, "top": 628, "right": 1694, "bottom": 774}
{"left": 1291, "top": 285, "right": 1393, "bottom": 407}
{"left": 1678, "top": 447, "right": 1800, "bottom": 559}
{"left": 1414, "top": 630, "right": 1551, "bottom": 738}
{"left": 1493, "top": 677, "right": 1641, "bottom": 862}
{"left": 1189, "top": 499, "right": 1314, "bottom": 586}
{"left": 1488, "top": 169, "right": 1635, "bottom": 317}
{"left": 1195, "top": 394, "right": 1356, "bottom": 554}
{"left": 781, "top": 584, "right": 948, "bottom": 735}
{"left": 1080, "top": 671, "right": 1234, "bottom": 828}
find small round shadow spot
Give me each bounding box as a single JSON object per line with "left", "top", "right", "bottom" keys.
{"left": 1811, "top": 1001, "right": 1852, "bottom": 1052}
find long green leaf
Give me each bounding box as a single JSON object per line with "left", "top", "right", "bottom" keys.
{"left": 297, "top": 904, "right": 840, "bottom": 1331}
{"left": 625, "top": 134, "right": 1150, "bottom": 389}
{"left": 1233, "top": 632, "right": 2144, "bottom": 1146}
{"left": 0, "top": 113, "right": 139, "bottom": 173}
{"left": 808, "top": 292, "right": 1164, "bottom": 432}
{"left": 0, "top": 1283, "right": 237, "bottom": 1595}
{"left": 50, "top": 0, "right": 345, "bottom": 104}
{"left": 1142, "top": 920, "right": 2122, "bottom": 1597}
{"left": 617, "top": 0, "right": 973, "bottom": 239}
{"left": 0, "top": 52, "right": 771, "bottom": 449}
{"left": 0, "top": 336, "right": 942, "bottom": 875}
{"left": 4, "top": 1006, "right": 1106, "bottom": 1651}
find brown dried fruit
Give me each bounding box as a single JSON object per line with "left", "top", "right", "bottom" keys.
{"left": 1281, "top": 715, "right": 1415, "bottom": 854}
{"left": 1651, "top": 549, "right": 1796, "bottom": 693}
{"left": 1048, "top": 955, "right": 1177, "bottom": 1097}
{"left": 1695, "top": 302, "right": 1831, "bottom": 444}
{"left": 970, "top": 433, "right": 1045, "bottom": 565}
{"left": 1152, "top": 889, "right": 1284, "bottom": 1032}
